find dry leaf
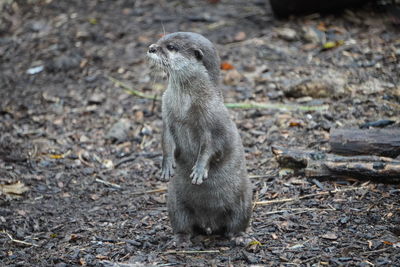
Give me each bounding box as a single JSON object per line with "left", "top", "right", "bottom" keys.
{"left": 0, "top": 182, "right": 29, "bottom": 195}
{"left": 69, "top": 234, "right": 80, "bottom": 242}
{"left": 322, "top": 232, "right": 338, "bottom": 240}
{"left": 102, "top": 159, "right": 114, "bottom": 169}
{"left": 220, "top": 61, "right": 235, "bottom": 70}
{"left": 48, "top": 150, "right": 71, "bottom": 159}
{"left": 322, "top": 40, "right": 344, "bottom": 50}
{"left": 234, "top": 31, "right": 246, "bottom": 42}
{"left": 279, "top": 168, "right": 294, "bottom": 177}
{"left": 223, "top": 69, "right": 242, "bottom": 86}
{"left": 317, "top": 22, "right": 327, "bottom": 32}
{"left": 79, "top": 258, "right": 86, "bottom": 266}
{"left": 289, "top": 121, "right": 303, "bottom": 127}
{"left": 248, "top": 240, "right": 262, "bottom": 246}
{"left": 88, "top": 18, "right": 97, "bottom": 25}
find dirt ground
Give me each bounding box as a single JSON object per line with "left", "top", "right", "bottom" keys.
{"left": 1, "top": 0, "right": 400, "bottom": 266}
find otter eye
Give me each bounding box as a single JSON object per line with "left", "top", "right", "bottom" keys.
{"left": 194, "top": 49, "right": 203, "bottom": 60}
{"left": 166, "top": 44, "right": 177, "bottom": 51}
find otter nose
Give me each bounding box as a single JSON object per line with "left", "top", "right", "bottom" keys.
{"left": 148, "top": 44, "right": 158, "bottom": 53}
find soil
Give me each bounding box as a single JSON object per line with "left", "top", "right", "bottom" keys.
{"left": 1, "top": 0, "right": 400, "bottom": 266}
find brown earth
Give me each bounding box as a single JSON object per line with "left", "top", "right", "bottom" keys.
{"left": 1, "top": 0, "right": 399, "bottom": 266}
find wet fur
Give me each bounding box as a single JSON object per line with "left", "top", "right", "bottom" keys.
{"left": 147, "top": 32, "right": 252, "bottom": 237}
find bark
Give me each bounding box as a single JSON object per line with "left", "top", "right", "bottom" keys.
{"left": 330, "top": 128, "right": 400, "bottom": 158}
{"left": 271, "top": 145, "right": 400, "bottom": 183}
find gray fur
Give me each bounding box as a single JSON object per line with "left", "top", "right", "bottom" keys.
{"left": 147, "top": 32, "right": 252, "bottom": 237}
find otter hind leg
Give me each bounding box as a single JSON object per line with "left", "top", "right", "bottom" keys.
{"left": 167, "top": 205, "right": 195, "bottom": 247}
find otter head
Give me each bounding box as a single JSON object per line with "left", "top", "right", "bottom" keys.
{"left": 147, "top": 32, "right": 220, "bottom": 87}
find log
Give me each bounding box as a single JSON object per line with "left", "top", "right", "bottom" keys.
{"left": 269, "top": 0, "right": 371, "bottom": 17}
{"left": 271, "top": 145, "right": 400, "bottom": 183}
{"left": 330, "top": 128, "right": 400, "bottom": 158}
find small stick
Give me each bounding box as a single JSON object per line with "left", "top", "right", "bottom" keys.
{"left": 162, "top": 250, "right": 220, "bottom": 254}
{"left": 130, "top": 187, "right": 167, "bottom": 196}
{"left": 249, "top": 174, "right": 275, "bottom": 179}
{"left": 78, "top": 151, "right": 94, "bottom": 167}
{"left": 95, "top": 178, "right": 121, "bottom": 189}
{"left": 225, "top": 102, "right": 328, "bottom": 111}
{"left": 255, "top": 186, "right": 368, "bottom": 206}
{"left": 1, "top": 230, "right": 39, "bottom": 247}
{"left": 108, "top": 76, "right": 157, "bottom": 100}
{"left": 265, "top": 208, "right": 336, "bottom": 215}
{"left": 114, "top": 156, "right": 137, "bottom": 168}
{"left": 360, "top": 247, "right": 391, "bottom": 255}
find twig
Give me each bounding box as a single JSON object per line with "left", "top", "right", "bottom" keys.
{"left": 130, "top": 187, "right": 167, "bottom": 196}
{"left": 225, "top": 102, "right": 328, "bottom": 111}
{"left": 222, "top": 37, "right": 267, "bottom": 48}
{"left": 108, "top": 76, "right": 329, "bottom": 111}
{"left": 255, "top": 186, "right": 368, "bottom": 206}
{"left": 107, "top": 76, "right": 157, "bottom": 100}
{"left": 301, "top": 255, "right": 321, "bottom": 264}
{"left": 162, "top": 250, "right": 220, "bottom": 254}
{"left": 1, "top": 230, "right": 39, "bottom": 247}
{"left": 95, "top": 178, "right": 121, "bottom": 189}
{"left": 249, "top": 174, "right": 275, "bottom": 179}
{"left": 114, "top": 156, "right": 137, "bottom": 168}
{"left": 78, "top": 150, "right": 94, "bottom": 167}
{"left": 360, "top": 247, "right": 391, "bottom": 255}
{"left": 265, "top": 208, "right": 336, "bottom": 215}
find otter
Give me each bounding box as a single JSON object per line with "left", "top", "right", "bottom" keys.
{"left": 147, "top": 32, "right": 252, "bottom": 244}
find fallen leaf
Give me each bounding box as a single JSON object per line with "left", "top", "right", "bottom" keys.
{"left": 48, "top": 150, "right": 71, "bottom": 159}
{"left": 0, "top": 182, "right": 29, "bottom": 195}
{"left": 279, "top": 168, "right": 294, "bottom": 177}
{"left": 289, "top": 121, "right": 303, "bottom": 127}
{"left": 223, "top": 69, "right": 242, "bottom": 86}
{"left": 322, "top": 232, "right": 338, "bottom": 240}
{"left": 90, "top": 194, "right": 100, "bottom": 201}
{"left": 69, "top": 234, "right": 80, "bottom": 242}
{"left": 49, "top": 154, "right": 63, "bottom": 159}
{"left": 88, "top": 18, "right": 97, "bottom": 25}
{"left": 382, "top": 240, "right": 394, "bottom": 245}
{"left": 247, "top": 240, "right": 262, "bottom": 246}
{"left": 234, "top": 31, "right": 246, "bottom": 42}
{"left": 220, "top": 61, "right": 235, "bottom": 70}
{"left": 247, "top": 239, "right": 261, "bottom": 252}
{"left": 102, "top": 159, "right": 114, "bottom": 169}
{"left": 79, "top": 258, "right": 86, "bottom": 266}
{"left": 288, "top": 243, "right": 304, "bottom": 249}
{"left": 322, "top": 40, "right": 344, "bottom": 50}
{"left": 317, "top": 22, "right": 327, "bottom": 32}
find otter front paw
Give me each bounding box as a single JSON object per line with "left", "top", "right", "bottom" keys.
{"left": 160, "top": 158, "right": 175, "bottom": 182}
{"left": 190, "top": 165, "right": 208, "bottom": 185}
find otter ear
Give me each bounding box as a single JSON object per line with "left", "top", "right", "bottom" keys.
{"left": 194, "top": 49, "right": 203, "bottom": 60}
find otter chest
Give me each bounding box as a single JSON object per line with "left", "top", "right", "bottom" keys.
{"left": 162, "top": 90, "right": 204, "bottom": 158}
{"left": 163, "top": 89, "right": 194, "bottom": 121}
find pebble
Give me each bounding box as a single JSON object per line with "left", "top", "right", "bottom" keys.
{"left": 106, "top": 118, "right": 132, "bottom": 143}
{"left": 276, "top": 27, "right": 297, "bottom": 41}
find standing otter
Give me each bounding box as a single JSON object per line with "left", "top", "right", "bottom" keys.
{"left": 147, "top": 32, "right": 252, "bottom": 243}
